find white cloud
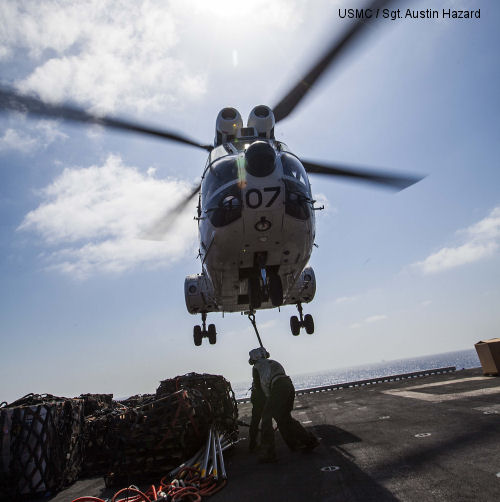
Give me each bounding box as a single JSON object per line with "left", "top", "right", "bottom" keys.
{"left": 2, "top": 1, "right": 206, "bottom": 113}
{"left": 0, "top": 120, "right": 67, "bottom": 153}
{"left": 413, "top": 206, "right": 500, "bottom": 275}
{"left": 0, "top": 128, "right": 38, "bottom": 153}
{"left": 18, "top": 154, "right": 198, "bottom": 278}
{"left": 259, "top": 320, "right": 278, "bottom": 331}
{"left": 415, "top": 242, "right": 496, "bottom": 275}
{"left": 335, "top": 295, "right": 358, "bottom": 304}
{"left": 174, "top": 0, "right": 305, "bottom": 29}
{"left": 34, "top": 120, "right": 68, "bottom": 144}
{"left": 350, "top": 314, "right": 387, "bottom": 329}
{"left": 313, "top": 192, "right": 335, "bottom": 215}
{"left": 465, "top": 207, "right": 500, "bottom": 241}
{"left": 365, "top": 314, "right": 387, "bottom": 323}
{"left": 1, "top": 0, "right": 309, "bottom": 115}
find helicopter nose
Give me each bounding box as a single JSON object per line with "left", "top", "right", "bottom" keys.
{"left": 245, "top": 141, "right": 276, "bottom": 177}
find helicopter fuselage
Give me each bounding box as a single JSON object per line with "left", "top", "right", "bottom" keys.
{"left": 184, "top": 138, "right": 317, "bottom": 316}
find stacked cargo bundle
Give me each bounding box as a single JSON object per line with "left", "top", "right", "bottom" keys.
{"left": 79, "top": 395, "right": 126, "bottom": 477}
{"left": 83, "top": 388, "right": 212, "bottom": 484}
{"left": 78, "top": 393, "right": 114, "bottom": 416}
{"left": 1, "top": 374, "right": 239, "bottom": 497}
{"left": 0, "top": 394, "right": 83, "bottom": 499}
{"left": 156, "top": 372, "right": 239, "bottom": 439}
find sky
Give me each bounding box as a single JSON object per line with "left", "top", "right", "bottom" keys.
{"left": 1, "top": 0, "right": 499, "bottom": 403}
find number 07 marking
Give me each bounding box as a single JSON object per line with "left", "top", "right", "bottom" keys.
{"left": 245, "top": 186, "right": 280, "bottom": 209}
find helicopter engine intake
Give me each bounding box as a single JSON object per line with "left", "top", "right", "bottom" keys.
{"left": 214, "top": 107, "right": 243, "bottom": 145}
{"left": 247, "top": 105, "right": 275, "bottom": 139}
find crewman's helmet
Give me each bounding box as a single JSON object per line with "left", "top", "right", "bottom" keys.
{"left": 248, "top": 347, "right": 270, "bottom": 365}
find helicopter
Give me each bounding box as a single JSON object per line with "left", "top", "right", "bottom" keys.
{"left": 0, "top": 0, "right": 423, "bottom": 347}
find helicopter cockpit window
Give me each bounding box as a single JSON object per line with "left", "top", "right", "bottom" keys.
{"left": 281, "top": 153, "right": 311, "bottom": 221}
{"left": 202, "top": 156, "right": 244, "bottom": 227}
{"left": 203, "top": 156, "right": 240, "bottom": 202}
{"left": 281, "top": 153, "right": 309, "bottom": 188}
{"left": 209, "top": 144, "right": 232, "bottom": 164}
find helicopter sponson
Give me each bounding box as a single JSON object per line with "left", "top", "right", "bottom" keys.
{"left": 184, "top": 273, "right": 217, "bottom": 315}
{"left": 283, "top": 266, "right": 316, "bottom": 305}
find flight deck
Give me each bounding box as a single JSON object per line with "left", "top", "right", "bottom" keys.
{"left": 52, "top": 367, "right": 500, "bottom": 502}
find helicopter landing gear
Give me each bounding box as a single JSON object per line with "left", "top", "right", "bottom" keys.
{"left": 193, "top": 312, "right": 217, "bottom": 346}
{"left": 193, "top": 325, "right": 202, "bottom": 346}
{"left": 290, "top": 302, "right": 314, "bottom": 336}
{"left": 207, "top": 323, "right": 217, "bottom": 345}
{"left": 304, "top": 314, "right": 314, "bottom": 334}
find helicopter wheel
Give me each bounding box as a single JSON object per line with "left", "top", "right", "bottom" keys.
{"left": 290, "top": 315, "right": 300, "bottom": 336}
{"left": 269, "top": 273, "right": 283, "bottom": 306}
{"left": 208, "top": 324, "right": 217, "bottom": 345}
{"left": 249, "top": 275, "right": 262, "bottom": 309}
{"left": 193, "top": 325, "right": 202, "bottom": 346}
{"left": 304, "top": 314, "right": 314, "bottom": 335}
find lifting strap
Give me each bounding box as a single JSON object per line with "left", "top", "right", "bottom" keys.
{"left": 247, "top": 313, "right": 264, "bottom": 348}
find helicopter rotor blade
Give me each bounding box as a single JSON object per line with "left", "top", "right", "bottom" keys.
{"left": 0, "top": 87, "right": 213, "bottom": 152}
{"left": 142, "top": 181, "right": 201, "bottom": 240}
{"left": 272, "top": 0, "right": 395, "bottom": 123}
{"left": 302, "top": 159, "right": 424, "bottom": 191}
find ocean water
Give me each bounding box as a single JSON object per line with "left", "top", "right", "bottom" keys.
{"left": 232, "top": 348, "right": 480, "bottom": 399}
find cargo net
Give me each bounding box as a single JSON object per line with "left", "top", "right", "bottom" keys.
{"left": 1, "top": 374, "right": 238, "bottom": 497}
{"left": 83, "top": 388, "right": 213, "bottom": 483}
{"left": 156, "top": 372, "right": 239, "bottom": 439}
{"left": 0, "top": 394, "right": 83, "bottom": 499}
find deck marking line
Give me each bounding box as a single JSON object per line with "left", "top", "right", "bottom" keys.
{"left": 390, "top": 376, "right": 489, "bottom": 392}
{"left": 474, "top": 404, "right": 500, "bottom": 413}
{"left": 321, "top": 465, "right": 340, "bottom": 472}
{"left": 383, "top": 386, "right": 500, "bottom": 402}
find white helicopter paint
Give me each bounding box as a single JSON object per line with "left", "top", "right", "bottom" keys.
{"left": 185, "top": 105, "right": 317, "bottom": 345}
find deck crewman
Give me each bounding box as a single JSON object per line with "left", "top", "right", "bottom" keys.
{"left": 248, "top": 347, "right": 320, "bottom": 462}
